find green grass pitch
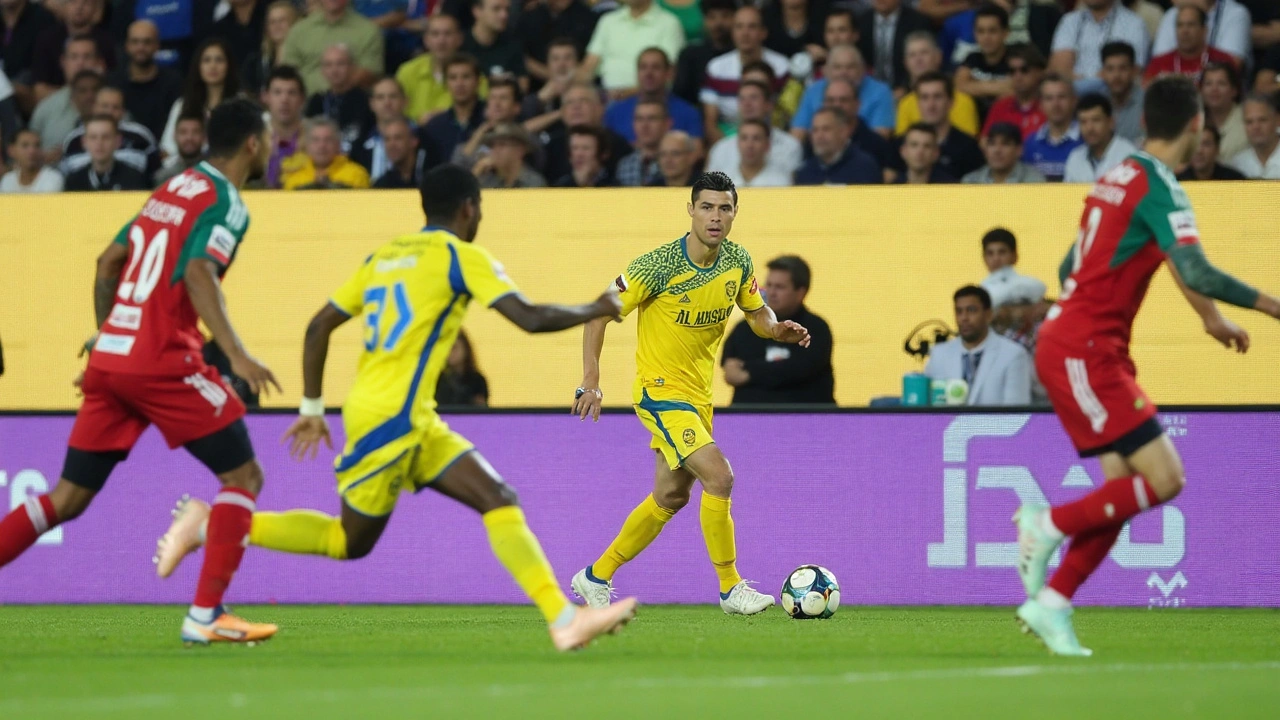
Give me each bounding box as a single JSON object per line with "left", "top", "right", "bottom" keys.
{"left": 1, "top": 605, "right": 1278, "bottom": 719}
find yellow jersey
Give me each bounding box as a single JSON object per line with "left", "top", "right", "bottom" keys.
{"left": 615, "top": 235, "right": 765, "bottom": 406}
{"left": 329, "top": 227, "right": 517, "bottom": 470}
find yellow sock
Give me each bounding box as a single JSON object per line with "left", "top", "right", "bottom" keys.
{"left": 700, "top": 493, "right": 742, "bottom": 594}
{"left": 483, "top": 506, "right": 570, "bottom": 624}
{"left": 592, "top": 494, "right": 677, "bottom": 581}
{"left": 248, "top": 510, "right": 348, "bottom": 560}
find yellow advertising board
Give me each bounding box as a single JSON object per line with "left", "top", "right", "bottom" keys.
{"left": 1, "top": 184, "right": 1277, "bottom": 410}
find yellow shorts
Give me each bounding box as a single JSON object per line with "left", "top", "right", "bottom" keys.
{"left": 333, "top": 412, "right": 474, "bottom": 517}
{"left": 634, "top": 389, "right": 715, "bottom": 470}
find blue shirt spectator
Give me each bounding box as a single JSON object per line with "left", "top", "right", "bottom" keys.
{"left": 1021, "top": 121, "right": 1081, "bottom": 182}
{"left": 795, "top": 108, "right": 882, "bottom": 185}
{"left": 790, "top": 45, "right": 896, "bottom": 135}
{"left": 605, "top": 94, "right": 701, "bottom": 143}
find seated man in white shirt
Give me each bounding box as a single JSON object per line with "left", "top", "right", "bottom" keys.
{"left": 723, "top": 119, "right": 792, "bottom": 187}
{"left": 0, "top": 129, "right": 65, "bottom": 193}
{"left": 979, "top": 227, "right": 1047, "bottom": 309}
{"left": 706, "top": 79, "right": 802, "bottom": 175}
{"left": 925, "top": 285, "right": 1032, "bottom": 406}
{"left": 1063, "top": 93, "right": 1137, "bottom": 182}
{"left": 1229, "top": 93, "right": 1280, "bottom": 180}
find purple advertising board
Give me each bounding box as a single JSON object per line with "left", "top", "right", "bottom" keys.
{"left": 1, "top": 412, "right": 1277, "bottom": 607}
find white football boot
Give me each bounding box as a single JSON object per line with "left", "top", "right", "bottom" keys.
{"left": 571, "top": 567, "right": 615, "bottom": 609}
{"left": 719, "top": 580, "right": 776, "bottom": 615}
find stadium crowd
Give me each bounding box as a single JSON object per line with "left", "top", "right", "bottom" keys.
{"left": 2, "top": 0, "right": 1279, "bottom": 192}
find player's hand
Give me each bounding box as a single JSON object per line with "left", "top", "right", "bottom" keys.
{"left": 229, "top": 352, "right": 283, "bottom": 396}
{"left": 1204, "top": 316, "right": 1250, "bottom": 354}
{"left": 773, "top": 320, "right": 811, "bottom": 348}
{"left": 282, "top": 415, "right": 333, "bottom": 461}
{"left": 595, "top": 288, "right": 623, "bottom": 322}
{"left": 573, "top": 386, "right": 603, "bottom": 422}
{"left": 722, "top": 358, "right": 750, "bottom": 387}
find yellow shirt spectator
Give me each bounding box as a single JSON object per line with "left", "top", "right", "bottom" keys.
{"left": 396, "top": 54, "right": 490, "bottom": 123}
{"left": 283, "top": 155, "right": 372, "bottom": 190}
{"left": 895, "top": 91, "right": 980, "bottom": 136}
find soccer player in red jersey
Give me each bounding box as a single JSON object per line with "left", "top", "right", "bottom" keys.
{"left": 0, "top": 99, "right": 282, "bottom": 646}
{"left": 1012, "top": 76, "right": 1280, "bottom": 656}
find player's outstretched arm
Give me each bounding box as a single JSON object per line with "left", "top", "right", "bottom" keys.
{"left": 1167, "top": 244, "right": 1280, "bottom": 319}
{"left": 93, "top": 242, "right": 129, "bottom": 328}
{"left": 744, "top": 305, "right": 812, "bottom": 348}
{"left": 574, "top": 316, "right": 610, "bottom": 422}
{"left": 492, "top": 289, "right": 622, "bottom": 334}
{"left": 1166, "top": 259, "right": 1251, "bottom": 353}
{"left": 185, "top": 257, "right": 282, "bottom": 396}
{"left": 283, "top": 303, "right": 350, "bottom": 460}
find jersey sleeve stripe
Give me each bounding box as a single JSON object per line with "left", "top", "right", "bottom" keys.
{"left": 447, "top": 243, "right": 469, "bottom": 296}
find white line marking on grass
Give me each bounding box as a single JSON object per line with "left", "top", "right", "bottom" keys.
{"left": 3, "top": 661, "right": 1279, "bottom": 714}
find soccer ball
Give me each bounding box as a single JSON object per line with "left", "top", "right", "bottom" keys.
{"left": 780, "top": 565, "right": 840, "bottom": 619}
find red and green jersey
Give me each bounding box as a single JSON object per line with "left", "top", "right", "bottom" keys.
{"left": 1041, "top": 152, "right": 1200, "bottom": 354}
{"left": 89, "top": 162, "right": 250, "bottom": 375}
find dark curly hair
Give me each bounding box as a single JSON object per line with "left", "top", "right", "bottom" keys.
{"left": 691, "top": 171, "right": 737, "bottom": 205}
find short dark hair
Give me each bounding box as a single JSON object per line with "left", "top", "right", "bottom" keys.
{"left": 635, "top": 97, "right": 669, "bottom": 119}
{"left": 738, "top": 118, "right": 771, "bottom": 139}
{"left": 954, "top": 285, "right": 992, "bottom": 310}
{"left": 176, "top": 112, "right": 205, "bottom": 128}
{"left": 1178, "top": 5, "right": 1208, "bottom": 26}
{"left": 444, "top": 52, "right": 481, "bottom": 77}
{"left": 1041, "top": 71, "right": 1074, "bottom": 94}
{"left": 64, "top": 35, "right": 99, "bottom": 57}
{"left": 488, "top": 76, "right": 522, "bottom": 103}
{"left": 1077, "top": 93, "right": 1113, "bottom": 118}
{"left": 567, "top": 124, "right": 611, "bottom": 161}
{"left": 1144, "top": 75, "right": 1203, "bottom": 141}
{"left": 206, "top": 98, "right": 266, "bottom": 157}
{"left": 1244, "top": 92, "right": 1280, "bottom": 113}
{"left": 547, "top": 36, "right": 579, "bottom": 57}
{"left": 1100, "top": 41, "right": 1136, "bottom": 66}
{"left": 741, "top": 59, "right": 776, "bottom": 83}
{"left": 1201, "top": 61, "right": 1241, "bottom": 94}
{"left": 702, "top": 0, "right": 736, "bottom": 15}
{"left": 824, "top": 8, "right": 857, "bottom": 32}
{"left": 982, "top": 227, "right": 1017, "bottom": 254}
{"left": 904, "top": 121, "right": 937, "bottom": 140}
{"left": 8, "top": 128, "right": 39, "bottom": 146}
{"left": 1202, "top": 123, "right": 1221, "bottom": 148}
{"left": 267, "top": 64, "right": 306, "bottom": 96}
{"left": 1007, "top": 43, "right": 1046, "bottom": 70}
{"left": 738, "top": 79, "right": 772, "bottom": 100}
{"left": 915, "top": 70, "right": 953, "bottom": 99}
{"left": 974, "top": 3, "right": 1009, "bottom": 30}
{"left": 638, "top": 46, "right": 671, "bottom": 68}
{"left": 767, "top": 255, "right": 811, "bottom": 291}
{"left": 420, "top": 164, "right": 480, "bottom": 224}
{"left": 986, "top": 122, "right": 1022, "bottom": 145}
{"left": 691, "top": 171, "right": 737, "bottom": 206}
{"left": 814, "top": 105, "right": 851, "bottom": 127}
{"left": 85, "top": 113, "right": 119, "bottom": 134}
{"left": 70, "top": 69, "right": 103, "bottom": 89}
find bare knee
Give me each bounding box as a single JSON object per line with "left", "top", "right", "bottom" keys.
{"left": 474, "top": 476, "right": 519, "bottom": 514}
{"left": 700, "top": 468, "right": 734, "bottom": 499}
{"left": 1146, "top": 470, "right": 1186, "bottom": 502}
{"left": 219, "top": 460, "right": 265, "bottom": 496}
{"left": 654, "top": 486, "right": 690, "bottom": 512}
{"left": 345, "top": 534, "right": 377, "bottom": 560}
{"left": 49, "top": 481, "right": 95, "bottom": 522}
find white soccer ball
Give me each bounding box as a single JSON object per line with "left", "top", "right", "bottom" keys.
{"left": 780, "top": 565, "right": 840, "bottom": 619}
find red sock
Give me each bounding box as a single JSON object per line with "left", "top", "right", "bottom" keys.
{"left": 0, "top": 495, "right": 59, "bottom": 568}
{"left": 1047, "top": 524, "right": 1123, "bottom": 600}
{"left": 193, "top": 488, "right": 256, "bottom": 609}
{"left": 1050, "top": 476, "right": 1160, "bottom": 537}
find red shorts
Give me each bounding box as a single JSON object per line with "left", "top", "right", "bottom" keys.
{"left": 1035, "top": 335, "right": 1158, "bottom": 456}
{"left": 68, "top": 365, "right": 246, "bottom": 452}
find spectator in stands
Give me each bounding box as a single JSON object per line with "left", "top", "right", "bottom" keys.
{"left": 519, "top": 0, "right": 598, "bottom": 87}
{"left": 372, "top": 117, "right": 426, "bottom": 188}
{"left": 305, "top": 45, "right": 376, "bottom": 153}
{"left": 351, "top": 76, "right": 409, "bottom": 176}
{"left": 465, "top": 0, "right": 526, "bottom": 85}
{"left": 0, "top": 129, "right": 63, "bottom": 193}
{"left": 554, "top": 124, "right": 617, "bottom": 186}
{"left": 1152, "top": 0, "right": 1251, "bottom": 67}
{"left": 540, "top": 82, "right": 631, "bottom": 182}
{"left": 1063, "top": 94, "right": 1138, "bottom": 183}
{"left": 791, "top": 44, "right": 894, "bottom": 141}
{"left": 107, "top": 21, "right": 181, "bottom": 143}
{"left": 794, "top": 107, "right": 881, "bottom": 185}
{"left": 821, "top": 77, "right": 895, "bottom": 181}
{"left": 419, "top": 53, "right": 485, "bottom": 171}
{"left": 153, "top": 114, "right": 205, "bottom": 185}
{"left": 925, "top": 285, "right": 1031, "bottom": 406}
{"left": 939, "top": 0, "right": 1060, "bottom": 69}
{"left": 160, "top": 38, "right": 237, "bottom": 164}
{"left": 979, "top": 227, "right": 1047, "bottom": 309}
{"left": 740, "top": 59, "right": 794, "bottom": 129}
{"left": 1230, "top": 94, "right": 1280, "bottom": 179}
{"left": 352, "top": 0, "right": 408, "bottom": 33}
{"left": 64, "top": 115, "right": 149, "bottom": 191}
{"left": 615, "top": 99, "right": 668, "bottom": 186}
{"left": 284, "top": 117, "right": 372, "bottom": 189}
{"left": 605, "top": 48, "right": 701, "bottom": 143}
{"left": 451, "top": 76, "right": 525, "bottom": 167}
{"left": 397, "top": 13, "right": 474, "bottom": 124}
{"left": 282, "top": 0, "right": 384, "bottom": 95}
{"left": 62, "top": 85, "right": 159, "bottom": 178}
{"left": 1177, "top": 123, "right": 1245, "bottom": 181}
{"left": 524, "top": 37, "right": 579, "bottom": 119}
{"left": 213, "top": 0, "right": 269, "bottom": 74}
{"left": 648, "top": 130, "right": 697, "bottom": 186}
{"left": 436, "top": 330, "right": 488, "bottom": 407}
{"left": 788, "top": 8, "right": 860, "bottom": 91}
{"left": 659, "top": 0, "right": 705, "bottom": 46}
{"left": 243, "top": 1, "right": 300, "bottom": 95}
{"left": 0, "top": 0, "right": 57, "bottom": 115}
{"left": 963, "top": 121, "right": 1046, "bottom": 183}
{"left": 722, "top": 118, "right": 792, "bottom": 187}
{"left": 701, "top": 6, "right": 789, "bottom": 145}
{"left": 1050, "top": 0, "right": 1149, "bottom": 96}
{"left": 31, "top": 0, "right": 115, "bottom": 102}
{"left": 580, "top": 0, "right": 684, "bottom": 97}
{"left": 707, "top": 80, "right": 803, "bottom": 177}
{"left": 472, "top": 121, "right": 546, "bottom": 187}
{"left": 1022, "top": 73, "right": 1081, "bottom": 181}
{"left": 1258, "top": 43, "right": 1280, "bottom": 96}
{"left": 264, "top": 65, "right": 307, "bottom": 189}
{"left": 673, "top": 0, "right": 735, "bottom": 106}
{"left": 895, "top": 31, "right": 981, "bottom": 137}
{"left": 1144, "top": 6, "right": 1238, "bottom": 88}
{"left": 858, "top": 0, "right": 931, "bottom": 91}
{"left": 895, "top": 123, "right": 956, "bottom": 184}
{"left": 898, "top": 72, "right": 984, "bottom": 179}
{"left": 761, "top": 0, "right": 823, "bottom": 61}
{"left": 1126, "top": 0, "right": 1166, "bottom": 41}
{"left": 982, "top": 43, "right": 1047, "bottom": 139}
{"left": 956, "top": 4, "right": 1014, "bottom": 115}
{"left": 29, "top": 38, "right": 102, "bottom": 154}
{"left": 1100, "top": 41, "right": 1145, "bottom": 144}
{"left": 721, "top": 255, "right": 833, "bottom": 405}
{"left": 1200, "top": 62, "right": 1248, "bottom": 162}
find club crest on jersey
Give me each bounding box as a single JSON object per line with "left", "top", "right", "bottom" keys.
{"left": 748, "top": 277, "right": 758, "bottom": 295}
{"left": 725, "top": 280, "right": 738, "bottom": 298}
{"left": 682, "top": 429, "right": 696, "bottom": 446}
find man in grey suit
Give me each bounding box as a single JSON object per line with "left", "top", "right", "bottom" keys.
{"left": 925, "top": 285, "right": 1032, "bottom": 406}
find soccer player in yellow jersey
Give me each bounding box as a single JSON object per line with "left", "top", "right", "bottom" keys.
{"left": 569, "top": 172, "right": 812, "bottom": 614}
{"left": 155, "top": 165, "right": 638, "bottom": 651}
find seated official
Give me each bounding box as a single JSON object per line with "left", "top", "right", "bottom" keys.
{"left": 924, "top": 285, "right": 1032, "bottom": 406}
{"left": 63, "top": 115, "right": 149, "bottom": 192}
{"left": 721, "top": 255, "right": 834, "bottom": 405}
